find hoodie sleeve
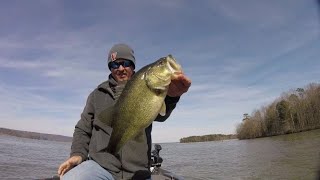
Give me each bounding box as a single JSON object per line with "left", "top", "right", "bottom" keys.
{"left": 154, "top": 96, "right": 180, "bottom": 122}
{"left": 70, "top": 91, "right": 95, "bottom": 161}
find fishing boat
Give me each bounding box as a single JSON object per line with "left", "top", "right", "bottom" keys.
{"left": 41, "top": 144, "right": 183, "bottom": 180}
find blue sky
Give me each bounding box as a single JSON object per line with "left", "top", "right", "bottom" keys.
{"left": 1, "top": 0, "right": 319, "bottom": 143}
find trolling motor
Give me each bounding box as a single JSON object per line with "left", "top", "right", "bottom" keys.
{"left": 150, "top": 144, "right": 184, "bottom": 180}
{"left": 133, "top": 144, "right": 164, "bottom": 180}
{"left": 151, "top": 144, "right": 163, "bottom": 168}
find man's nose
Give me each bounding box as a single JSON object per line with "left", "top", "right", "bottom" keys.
{"left": 118, "top": 65, "right": 125, "bottom": 70}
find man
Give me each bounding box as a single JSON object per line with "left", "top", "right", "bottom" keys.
{"left": 58, "top": 43, "right": 191, "bottom": 180}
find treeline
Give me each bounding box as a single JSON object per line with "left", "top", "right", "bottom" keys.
{"left": 237, "top": 83, "right": 320, "bottom": 139}
{"left": 180, "top": 134, "right": 237, "bottom": 143}
{"left": 0, "top": 127, "right": 72, "bottom": 142}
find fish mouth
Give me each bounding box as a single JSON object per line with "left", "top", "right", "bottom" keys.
{"left": 166, "top": 55, "right": 182, "bottom": 74}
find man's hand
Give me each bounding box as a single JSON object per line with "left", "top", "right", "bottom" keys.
{"left": 167, "top": 72, "right": 191, "bottom": 97}
{"left": 58, "top": 155, "right": 82, "bottom": 177}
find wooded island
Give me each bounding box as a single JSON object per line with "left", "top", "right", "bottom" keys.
{"left": 180, "top": 134, "right": 237, "bottom": 143}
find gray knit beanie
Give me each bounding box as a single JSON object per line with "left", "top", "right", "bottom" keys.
{"left": 107, "top": 43, "right": 136, "bottom": 69}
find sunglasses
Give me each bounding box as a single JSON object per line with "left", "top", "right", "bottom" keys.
{"left": 108, "top": 60, "right": 133, "bottom": 69}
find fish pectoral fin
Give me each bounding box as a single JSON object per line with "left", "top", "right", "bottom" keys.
{"left": 159, "top": 102, "right": 166, "bottom": 116}
{"left": 98, "top": 107, "right": 113, "bottom": 127}
{"left": 133, "top": 130, "right": 145, "bottom": 142}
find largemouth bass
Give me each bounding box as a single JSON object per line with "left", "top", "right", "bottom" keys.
{"left": 98, "top": 55, "right": 182, "bottom": 154}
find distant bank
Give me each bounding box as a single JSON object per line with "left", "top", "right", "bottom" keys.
{"left": 180, "top": 134, "right": 237, "bottom": 143}
{"left": 0, "top": 127, "right": 72, "bottom": 142}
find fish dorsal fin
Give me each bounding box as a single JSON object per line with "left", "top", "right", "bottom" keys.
{"left": 159, "top": 102, "right": 166, "bottom": 116}
{"left": 98, "top": 107, "right": 114, "bottom": 127}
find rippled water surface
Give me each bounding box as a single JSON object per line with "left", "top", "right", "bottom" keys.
{"left": 0, "top": 129, "right": 319, "bottom": 180}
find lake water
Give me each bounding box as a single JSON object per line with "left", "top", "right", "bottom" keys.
{"left": 0, "top": 129, "right": 319, "bottom": 180}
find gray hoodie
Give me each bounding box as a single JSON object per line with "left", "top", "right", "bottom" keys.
{"left": 70, "top": 75, "right": 179, "bottom": 179}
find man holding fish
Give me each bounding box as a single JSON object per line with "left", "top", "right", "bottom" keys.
{"left": 58, "top": 43, "right": 191, "bottom": 180}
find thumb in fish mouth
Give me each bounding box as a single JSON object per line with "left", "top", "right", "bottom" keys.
{"left": 167, "top": 72, "right": 191, "bottom": 97}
